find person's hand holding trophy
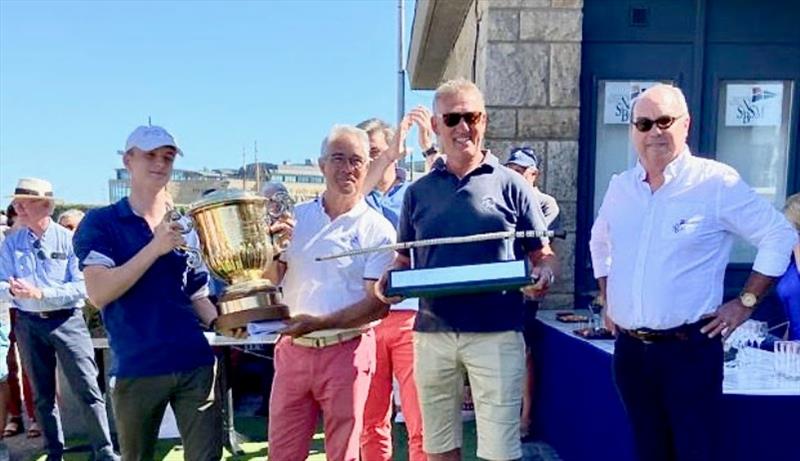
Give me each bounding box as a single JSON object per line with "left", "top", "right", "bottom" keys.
{"left": 167, "top": 184, "right": 296, "bottom": 338}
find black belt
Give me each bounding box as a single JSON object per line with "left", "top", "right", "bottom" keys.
{"left": 618, "top": 318, "right": 711, "bottom": 343}
{"left": 20, "top": 308, "right": 75, "bottom": 319}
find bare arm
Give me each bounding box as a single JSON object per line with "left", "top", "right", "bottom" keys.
{"left": 262, "top": 260, "right": 287, "bottom": 286}
{"left": 262, "top": 217, "right": 294, "bottom": 285}
{"left": 363, "top": 116, "right": 412, "bottom": 193}
{"left": 192, "top": 296, "right": 218, "bottom": 328}
{"left": 374, "top": 253, "right": 411, "bottom": 304}
{"left": 280, "top": 280, "right": 390, "bottom": 337}
{"left": 522, "top": 243, "right": 559, "bottom": 298}
{"left": 701, "top": 271, "right": 777, "bottom": 339}
{"left": 83, "top": 220, "right": 185, "bottom": 309}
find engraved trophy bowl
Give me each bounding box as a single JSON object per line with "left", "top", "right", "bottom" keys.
{"left": 186, "top": 189, "right": 290, "bottom": 331}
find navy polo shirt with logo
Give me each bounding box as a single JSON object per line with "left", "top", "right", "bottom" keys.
{"left": 398, "top": 152, "right": 548, "bottom": 332}
{"left": 73, "top": 198, "right": 214, "bottom": 378}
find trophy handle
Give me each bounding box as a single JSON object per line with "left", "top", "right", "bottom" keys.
{"left": 266, "top": 191, "right": 294, "bottom": 220}
{"left": 166, "top": 209, "right": 194, "bottom": 234}
{"left": 164, "top": 208, "right": 201, "bottom": 267}
{"left": 183, "top": 247, "right": 203, "bottom": 269}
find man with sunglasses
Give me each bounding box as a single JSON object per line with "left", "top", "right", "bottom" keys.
{"left": 0, "top": 178, "right": 117, "bottom": 461}
{"left": 376, "top": 78, "right": 557, "bottom": 461}
{"left": 590, "top": 84, "right": 797, "bottom": 461}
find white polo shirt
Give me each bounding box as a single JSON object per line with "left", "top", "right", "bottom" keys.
{"left": 280, "top": 197, "right": 396, "bottom": 336}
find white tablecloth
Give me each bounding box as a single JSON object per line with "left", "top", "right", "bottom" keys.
{"left": 538, "top": 310, "right": 800, "bottom": 396}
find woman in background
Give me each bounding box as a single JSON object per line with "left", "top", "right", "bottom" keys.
{"left": 776, "top": 193, "right": 800, "bottom": 340}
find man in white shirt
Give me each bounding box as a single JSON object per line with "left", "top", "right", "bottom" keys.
{"left": 265, "top": 125, "right": 396, "bottom": 461}
{"left": 590, "top": 84, "right": 797, "bottom": 461}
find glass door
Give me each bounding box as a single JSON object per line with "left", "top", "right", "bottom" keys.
{"left": 715, "top": 81, "right": 795, "bottom": 262}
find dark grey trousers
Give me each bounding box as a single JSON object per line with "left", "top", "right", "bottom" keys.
{"left": 111, "top": 364, "right": 222, "bottom": 461}
{"left": 15, "top": 308, "right": 116, "bottom": 461}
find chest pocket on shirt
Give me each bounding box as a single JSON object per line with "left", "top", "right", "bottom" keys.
{"left": 661, "top": 202, "right": 708, "bottom": 240}
{"left": 42, "top": 257, "right": 69, "bottom": 281}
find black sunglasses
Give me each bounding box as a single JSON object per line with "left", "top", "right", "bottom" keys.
{"left": 441, "top": 112, "right": 483, "bottom": 128}
{"left": 32, "top": 240, "right": 47, "bottom": 260}
{"left": 631, "top": 115, "right": 684, "bottom": 132}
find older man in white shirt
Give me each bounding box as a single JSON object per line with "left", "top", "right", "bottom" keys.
{"left": 265, "top": 125, "right": 395, "bottom": 461}
{"left": 590, "top": 84, "right": 797, "bottom": 461}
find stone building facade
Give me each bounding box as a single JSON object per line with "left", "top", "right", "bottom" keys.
{"left": 409, "top": 0, "right": 584, "bottom": 308}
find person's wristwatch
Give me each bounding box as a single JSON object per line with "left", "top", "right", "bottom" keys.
{"left": 738, "top": 291, "right": 759, "bottom": 309}
{"left": 422, "top": 146, "right": 438, "bottom": 158}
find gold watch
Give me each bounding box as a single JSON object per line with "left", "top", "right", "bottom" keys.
{"left": 738, "top": 291, "right": 758, "bottom": 309}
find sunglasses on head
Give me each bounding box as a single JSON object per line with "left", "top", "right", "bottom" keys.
{"left": 631, "top": 115, "right": 684, "bottom": 132}
{"left": 440, "top": 112, "right": 483, "bottom": 128}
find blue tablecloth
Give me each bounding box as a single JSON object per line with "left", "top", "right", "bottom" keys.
{"left": 530, "top": 314, "right": 799, "bottom": 461}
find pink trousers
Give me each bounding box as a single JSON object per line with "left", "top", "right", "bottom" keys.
{"left": 268, "top": 331, "right": 375, "bottom": 461}
{"left": 361, "top": 311, "right": 426, "bottom": 461}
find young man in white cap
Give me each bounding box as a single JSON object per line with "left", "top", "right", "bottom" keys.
{"left": 73, "top": 126, "right": 222, "bottom": 460}
{"left": 0, "top": 177, "right": 117, "bottom": 461}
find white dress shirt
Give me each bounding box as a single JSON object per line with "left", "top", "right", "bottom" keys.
{"left": 590, "top": 148, "right": 797, "bottom": 330}
{"left": 280, "top": 198, "right": 396, "bottom": 337}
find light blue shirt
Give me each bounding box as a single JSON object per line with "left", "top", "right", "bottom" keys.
{"left": 365, "top": 167, "right": 411, "bottom": 229}
{"left": 0, "top": 219, "right": 86, "bottom": 312}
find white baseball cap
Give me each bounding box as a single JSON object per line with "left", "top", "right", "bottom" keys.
{"left": 124, "top": 125, "right": 183, "bottom": 155}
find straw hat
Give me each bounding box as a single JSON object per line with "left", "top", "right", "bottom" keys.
{"left": 7, "top": 177, "right": 59, "bottom": 202}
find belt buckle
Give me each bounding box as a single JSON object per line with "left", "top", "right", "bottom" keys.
{"left": 632, "top": 328, "right": 655, "bottom": 343}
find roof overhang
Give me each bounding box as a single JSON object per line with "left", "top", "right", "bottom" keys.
{"left": 408, "top": 0, "right": 473, "bottom": 90}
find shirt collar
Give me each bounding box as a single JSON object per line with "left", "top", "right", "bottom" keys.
{"left": 315, "top": 195, "right": 368, "bottom": 220}
{"left": 663, "top": 146, "right": 691, "bottom": 182}
{"left": 395, "top": 167, "right": 408, "bottom": 183}
{"left": 115, "top": 197, "right": 137, "bottom": 219}
{"left": 434, "top": 150, "right": 498, "bottom": 175}
{"left": 24, "top": 218, "right": 53, "bottom": 243}
{"left": 634, "top": 146, "right": 692, "bottom": 182}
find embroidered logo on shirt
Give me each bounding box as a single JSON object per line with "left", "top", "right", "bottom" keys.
{"left": 672, "top": 216, "right": 704, "bottom": 234}
{"left": 480, "top": 196, "right": 496, "bottom": 211}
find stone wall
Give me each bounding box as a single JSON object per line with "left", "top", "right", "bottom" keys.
{"left": 482, "top": 0, "right": 583, "bottom": 308}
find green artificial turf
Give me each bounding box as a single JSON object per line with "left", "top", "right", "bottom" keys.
{"left": 35, "top": 417, "right": 479, "bottom": 460}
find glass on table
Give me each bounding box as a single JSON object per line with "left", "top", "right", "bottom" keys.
{"left": 774, "top": 340, "right": 800, "bottom": 381}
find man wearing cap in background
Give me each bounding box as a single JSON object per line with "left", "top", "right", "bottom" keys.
{"left": 73, "top": 126, "right": 222, "bottom": 460}
{"left": 505, "top": 147, "right": 560, "bottom": 229}
{"left": 0, "top": 178, "right": 117, "bottom": 461}
{"left": 504, "top": 146, "right": 561, "bottom": 441}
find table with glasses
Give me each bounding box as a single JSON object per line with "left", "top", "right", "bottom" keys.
{"left": 530, "top": 310, "right": 800, "bottom": 461}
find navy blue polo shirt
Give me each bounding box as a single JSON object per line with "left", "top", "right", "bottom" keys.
{"left": 73, "top": 198, "right": 214, "bottom": 378}
{"left": 398, "top": 152, "right": 547, "bottom": 332}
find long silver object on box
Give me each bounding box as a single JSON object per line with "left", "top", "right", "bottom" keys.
{"left": 315, "top": 229, "right": 567, "bottom": 261}
{"left": 316, "top": 229, "right": 567, "bottom": 298}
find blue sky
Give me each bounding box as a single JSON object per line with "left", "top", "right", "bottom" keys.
{"left": 0, "top": 0, "right": 432, "bottom": 204}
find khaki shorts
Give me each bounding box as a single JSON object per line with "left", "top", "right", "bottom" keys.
{"left": 413, "top": 331, "right": 525, "bottom": 460}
